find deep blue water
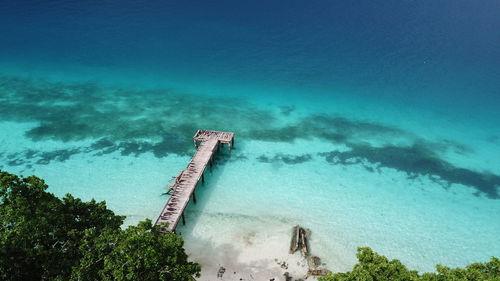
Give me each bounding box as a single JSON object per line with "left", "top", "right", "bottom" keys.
{"left": 1, "top": 0, "right": 500, "bottom": 274}
{"left": 1, "top": 1, "right": 499, "bottom": 109}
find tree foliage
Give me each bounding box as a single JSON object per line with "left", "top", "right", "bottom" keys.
{"left": 319, "top": 247, "right": 500, "bottom": 281}
{"left": 72, "top": 220, "right": 200, "bottom": 281}
{"left": 0, "top": 171, "right": 200, "bottom": 281}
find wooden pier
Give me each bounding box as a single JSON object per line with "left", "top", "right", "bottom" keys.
{"left": 155, "top": 130, "right": 235, "bottom": 232}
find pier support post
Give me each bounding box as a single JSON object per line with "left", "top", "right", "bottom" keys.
{"left": 202, "top": 172, "right": 205, "bottom": 184}
{"left": 232, "top": 137, "right": 234, "bottom": 148}
{"left": 193, "top": 190, "right": 197, "bottom": 204}
{"left": 182, "top": 213, "right": 186, "bottom": 225}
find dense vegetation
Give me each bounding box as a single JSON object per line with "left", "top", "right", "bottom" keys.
{"left": 319, "top": 247, "right": 500, "bottom": 281}
{"left": 0, "top": 171, "right": 200, "bottom": 281}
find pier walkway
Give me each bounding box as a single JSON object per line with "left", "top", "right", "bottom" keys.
{"left": 155, "top": 130, "right": 235, "bottom": 232}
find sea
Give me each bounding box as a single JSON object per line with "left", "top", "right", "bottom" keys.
{"left": 0, "top": 0, "right": 499, "bottom": 274}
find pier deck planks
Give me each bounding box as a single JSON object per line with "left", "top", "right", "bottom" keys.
{"left": 155, "top": 130, "right": 234, "bottom": 232}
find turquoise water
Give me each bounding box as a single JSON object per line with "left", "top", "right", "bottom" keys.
{"left": 1, "top": 0, "right": 499, "bottom": 274}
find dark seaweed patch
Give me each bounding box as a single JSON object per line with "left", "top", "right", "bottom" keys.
{"left": 257, "top": 155, "right": 271, "bottom": 163}
{"left": 89, "top": 138, "right": 115, "bottom": 150}
{"left": 0, "top": 75, "right": 412, "bottom": 153}
{"left": 257, "top": 153, "right": 312, "bottom": 165}
{"left": 246, "top": 114, "right": 409, "bottom": 144}
{"left": 150, "top": 135, "right": 192, "bottom": 157}
{"left": 2, "top": 74, "right": 496, "bottom": 200}
{"left": 36, "top": 149, "right": 81, "bottom": 164}
{"left": 319, "top": 143, "right": 500, "bottom": 199}
{"left": 5, "top": 148, "right": 81, "bottom": 166}
{"left": 279, "top": 105, "right": 295, "bottom": 116}
{"left": 118, "top": 141, "right": 151, "bottom": 157}
{"left": 0, "top": 75, "right": 270, "bottom": 154}
{"left": 7, "top": 158, "right": 27, "bottom": 166}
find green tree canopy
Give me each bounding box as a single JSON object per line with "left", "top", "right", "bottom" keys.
{"left": 72, "top": 220, "right": 200, "bottom": 281}
{"left": 319, "top": 247, "right": 500, "bottom": 281}
{"left": 0, "top": 171, "right": 200, "bottom": 281}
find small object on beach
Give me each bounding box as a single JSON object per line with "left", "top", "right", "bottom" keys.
{"left": 283, "top": 272, "right": 292, "bottom": 281}
{"left": 308, "top": 269, "right": 331, "bottom": 276}
{"left": 307, "top": 255, "right": 322, "bottom": 268}
{"left": 280, "top": 261, "right": 288, "bottom": 269}
{"left": 217, "top": 266, "right": 226, "bottom": 278}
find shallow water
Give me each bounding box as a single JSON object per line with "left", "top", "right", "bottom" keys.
{"left": 1, "top": 0, "right": 499, "bottom": 274}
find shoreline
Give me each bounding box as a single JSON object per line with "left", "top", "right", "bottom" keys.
{"left": 181, "top": 224, "right": 324, "bottom": 281}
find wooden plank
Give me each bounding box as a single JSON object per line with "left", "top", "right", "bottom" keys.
{"left": 290, "top": 225, "right": 300, "bottom": 253}
{"left": 299, "top": 228, "right": 309, "bottom": 255}
{"left": 155, "top": 130, "right": 235, "bottom": 232}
